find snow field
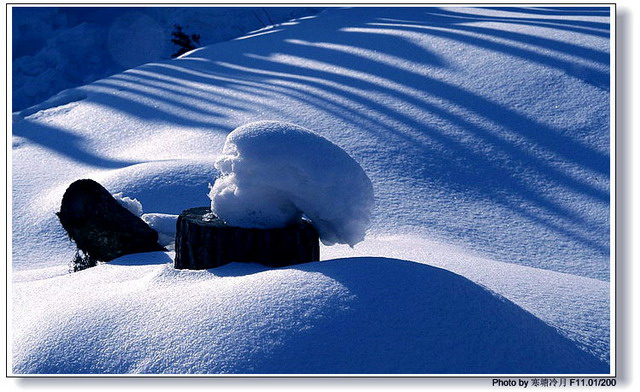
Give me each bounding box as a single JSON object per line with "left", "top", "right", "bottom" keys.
{"left": 11, "top": 6, "right": 612, "bottom": 374}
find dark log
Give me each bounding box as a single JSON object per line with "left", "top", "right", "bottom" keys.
{"left": 174, "top": 207, "right": 320, "bottom": 270}
{"left": 57, "top": 179, "right": 166, "bottom": 266}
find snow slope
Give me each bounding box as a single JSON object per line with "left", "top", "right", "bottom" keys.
{"left": 10, "top": 6, "right": 611, "bottom": 374}
{"left": 12, "top": 255, "right": 607, "bottom": 374}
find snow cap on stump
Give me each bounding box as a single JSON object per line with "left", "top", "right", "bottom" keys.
{"left": 209, "top": 121, "right": 374, "bottom": 247}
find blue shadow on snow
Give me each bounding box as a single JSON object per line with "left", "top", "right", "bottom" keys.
{"left": 214, "top": 257, "right": 609, "bottom": 374}
{"left": 13, "top": 119, "right": 140, "bottom": 169}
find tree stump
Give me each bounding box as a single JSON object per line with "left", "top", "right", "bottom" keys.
{"left": 57, "top": 179, "right": 166, "bottom": 268}
{"left": 174, "top": 207, "right": 320, "bottom": 270}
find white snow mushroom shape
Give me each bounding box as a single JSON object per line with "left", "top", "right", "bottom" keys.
{"left": 208, "top": 121, "right": 374, "bottom": 247}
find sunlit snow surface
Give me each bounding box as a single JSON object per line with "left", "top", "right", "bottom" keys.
{"left": 11, "top": 7, "right": 611, "bottom": 374}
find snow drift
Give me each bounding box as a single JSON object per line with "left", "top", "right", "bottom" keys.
{"left": 209, "top": 121, "right": 374, "bottom": 246}
{"left": 12, "top": 256, "right": 607, "bottom": 374}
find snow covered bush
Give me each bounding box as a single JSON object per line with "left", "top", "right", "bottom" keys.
{"left": 209, "top": 121, "right": 374, "bottom": 247}
{"left": 170, "top": 24, "right": 201, "bottom": 58}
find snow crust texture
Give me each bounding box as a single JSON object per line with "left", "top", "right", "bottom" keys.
{"left": 209, "top": 121, "right": 374, "bottom": 246}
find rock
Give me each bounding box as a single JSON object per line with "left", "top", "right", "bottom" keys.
{"left": 174, "top": 207, "right": 320, "bottom": 269}
{"left": 57, "top": 179, "right": 166, "bottom": 267}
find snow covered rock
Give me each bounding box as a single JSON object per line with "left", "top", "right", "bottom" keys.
{"left": 57, "top": 179, "right": 165, "bottom": 263}
{"left": 209, "top": 121, "right": 374, "bottom": 247}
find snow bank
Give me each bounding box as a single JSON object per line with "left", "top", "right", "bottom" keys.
{"left": 322, "top": 235, "right": 611, "bottom": 364}
{"left": 12, "top": 256, "right": 608, "bottom": 374}
{"left": 209, "top": 121, "right": 374, "bottom": 246}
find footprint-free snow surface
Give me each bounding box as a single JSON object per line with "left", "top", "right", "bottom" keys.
{"left": 11, "top": 7, "right": 611, "bottom": 374}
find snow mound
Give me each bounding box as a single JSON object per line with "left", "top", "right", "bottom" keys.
{"left": 95, "top": 160, "right": 218, "bottom": 215}
{"left": 12, "top": 257, "right": 608, "bottom": 374}
{"left": 209, "top": 121, "right": 375, "bottom": 246}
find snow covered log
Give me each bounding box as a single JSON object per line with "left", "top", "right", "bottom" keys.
{"left": 57, "top": 179, "right": 166, "bottom": 266}
{"left": 174, "top": 207, "right": 320, "bottom": 269}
